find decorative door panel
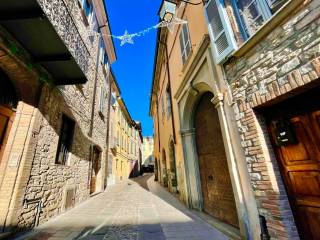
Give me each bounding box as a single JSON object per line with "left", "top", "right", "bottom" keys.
{"left": 279, "top": 116, "right": 319, "bottom": 165}
{"left": 289, "top": 171, "right": 320, "bottom": 197}
{"left": 297, "top": 206, "right": 320, "bottom": 240}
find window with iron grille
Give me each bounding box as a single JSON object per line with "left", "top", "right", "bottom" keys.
{"left": 55, "top": 115, "right": 75, "bottom": 165}
{"left": 179, "top": 24, "right": 192, "bottom": 65}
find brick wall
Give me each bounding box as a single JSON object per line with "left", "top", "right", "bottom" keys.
{"left": 224, "top": 0, "right": 320, "bottom": 238}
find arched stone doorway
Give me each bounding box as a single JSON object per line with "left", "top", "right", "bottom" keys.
{"left": 161, "top": 149, "right": 168, "bottom": 187}
{"left": 194, "top": 92, "right": 239, "bottom": 228}
{"left": 90, "top": 146, "right": 102, "bottom": 194}
{"left": 0, "top": 70, "right": 18, "bottom": 164}
{"left": 154, "top": 158, "right": 158, "bottom": 181}
{"left": 169, "top": 140, "right": 178, "bottom": 192}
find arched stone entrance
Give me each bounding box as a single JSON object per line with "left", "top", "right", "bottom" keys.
{"left": 169, "top": 140, "right": 178, "bottom": 192}
{"left": 161, "top": 149, "right": 168, "bottom": 187}
{"left": 154, "top": 157, "right": 159, "bottom": 181}
{"left": 90, "top": 146, "right": 102, "bottom": 194}
{"left": 194, "top": 92, "right": 239, "bottom": 228}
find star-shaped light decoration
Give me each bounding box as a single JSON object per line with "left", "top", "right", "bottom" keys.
{"left": 117, "top": 30, "right": 135, "bottom": 46}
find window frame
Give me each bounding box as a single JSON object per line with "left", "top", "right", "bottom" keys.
{"left": 55, "top": 115, "right": 75, "bottom": 165}
{"left": 179, "top": 23, "right": 192, "bottom": 65}
{"left": 98, "top": 86, "right": 105, "bottom": 115}
{"left": 165, "top": 86, "right": 172, "bottom": 119}
{"left": 232, "top": 0, "right": 272, "bottom": 40}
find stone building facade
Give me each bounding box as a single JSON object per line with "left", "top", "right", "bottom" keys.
{"left": 151, "top": 2, "right": 258, "bottom": 238}
{"left": 142, "top": 136, "right": 154, "bottom": 168}
{"left": 151, "top": 0, "right": 320, "bottom": 239}
{"left": 220, "top": 0, "right": 320, "bottom": 238}
{"left": 0, "top": 0, "right": 116, "bottom": 236}
{"left": 107, "top": 75, "right": 143, "bottom": 182}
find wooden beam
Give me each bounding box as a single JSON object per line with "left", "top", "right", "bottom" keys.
{"left": 34, "top": 54, "right": 72, "bottom": 63}
{"left": 0, "top": 10, "right": 44, "bottom": 21}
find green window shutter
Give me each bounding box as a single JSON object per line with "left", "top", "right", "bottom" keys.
{"left": 205, "top": 0, "right": 237, "bottom": 63}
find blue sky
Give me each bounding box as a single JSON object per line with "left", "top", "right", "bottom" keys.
{"left": 105, "top": 0, "right": 162, "bottom": 136}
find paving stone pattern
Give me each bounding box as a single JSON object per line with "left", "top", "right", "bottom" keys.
{"left": 14, "top": 175, "right": 228, "bottom": 240}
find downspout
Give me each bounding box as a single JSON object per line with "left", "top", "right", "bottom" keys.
{"left": 104, "top": 71, "right": 112, "bottom": 189}
{"left": 159, "top": 39, "right": 177, "bottom": 144}
{"left": 89, "top": 24, "right": 107, "bottom": 137}
{"left": 88, "top": 36, "right": 101, "bottom": 138}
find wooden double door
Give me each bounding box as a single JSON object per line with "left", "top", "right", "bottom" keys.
{"left": 265, "top": 87, "right": 320, "bottom": 239}
{"left": 268, "top": 106, "right": 320, "bottom": 240}
{"left": 90, "top": 147, "right": 101, "bottom": 194}
{"left": 195, "top": 93, "right": 239, "bottom": 228}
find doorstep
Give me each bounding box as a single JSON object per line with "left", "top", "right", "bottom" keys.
{"left": 157, "top": 182, "right": 241, "bottom": 240}
{"left": 191, "top": 210, "right": 241, "bottom": 240}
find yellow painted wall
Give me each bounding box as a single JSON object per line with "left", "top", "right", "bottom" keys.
{"left": 151, "top": 2, "right": 208, "bottom": 203}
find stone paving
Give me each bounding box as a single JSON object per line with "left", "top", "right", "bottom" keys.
{"left": 14, "top": 174, "right": 228, "bottom": 240}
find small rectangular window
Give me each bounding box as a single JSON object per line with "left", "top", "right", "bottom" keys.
{"left": 179, "top": 24, "right": 192, "bottom": 65}
{"left": 56, "top": 115, "right": 75, "bottom": 165}
{"left": 99, "top": 87, "right": 105, "bottom": 115}
{"left": 166, "top": 87, "right": 172, "bottom": 118}
{"left": 83, "top": 0, "right": 92, "bottom": 17}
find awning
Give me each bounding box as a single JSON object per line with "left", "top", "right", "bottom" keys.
{"left": 0, "top": 0, "right": 87, "bottom": 85}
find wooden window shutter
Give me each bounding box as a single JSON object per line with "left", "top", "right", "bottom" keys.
{"left": 205, "top": 0, "right": 237, "bottom": 63}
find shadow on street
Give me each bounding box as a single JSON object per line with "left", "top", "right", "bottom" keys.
{"left": 132, "top": 173, "right": 154, "bottom": 191}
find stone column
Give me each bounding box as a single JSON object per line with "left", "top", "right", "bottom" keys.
{"left": 211, "top": 93, "right": 258, "bottom": 240}
{"left": 180, "top": 128, "right": 202, "bottom": 210}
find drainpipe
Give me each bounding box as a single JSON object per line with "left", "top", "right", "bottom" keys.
{"left": 104, "top": 72, "right": 112, "bottom": 189}
{"left": 158, "top": 39, "right": 177, "bottom": 144}
{"left": 89, "top": 24, "right": 107, "bottom": 138}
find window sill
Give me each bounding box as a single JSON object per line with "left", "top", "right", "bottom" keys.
{"left": 231, "top": 0, "right": 305, "bottom": 59}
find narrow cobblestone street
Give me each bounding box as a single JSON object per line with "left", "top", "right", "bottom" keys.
{"left": 15, "top": 174, "right": 228, "bottom": 240}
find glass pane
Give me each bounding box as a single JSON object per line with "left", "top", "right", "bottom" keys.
{"left": 207, "top": 0, "right": 224, "bottom": 37}
{"left": 186, "top": 40, "right": 191, "bottom": 58}
{"left": 237, "top": 0, "right": 265, "bottom": 36}
{"left": 183, "top": 25, "right": 189, "bottom": 46}
{"left": 268, "top": 0, "right": 289, "bottom": 13}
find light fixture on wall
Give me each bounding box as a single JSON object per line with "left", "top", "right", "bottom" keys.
{"left": 158, "top": 0, "right": 206, "bottom": 22}
{"left": 159, "top": 0, "right": 177, "bottom": 23}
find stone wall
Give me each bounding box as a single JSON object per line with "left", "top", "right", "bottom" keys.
{"left": 14, "top": 0, "right": 111, "bottom": 230}
{"left": 224, "top": 0, "right": 320, "bottom": 238}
